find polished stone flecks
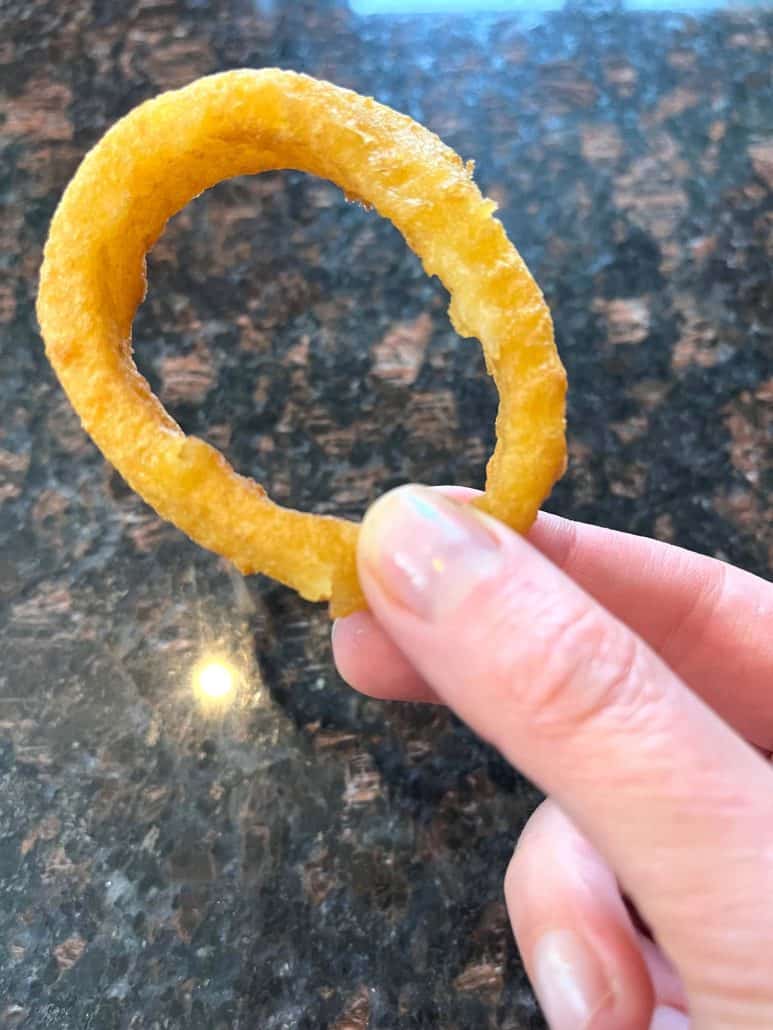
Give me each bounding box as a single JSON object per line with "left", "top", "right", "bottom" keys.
{"left": 0, "top": 1, "right": 771, "bottom": 1027}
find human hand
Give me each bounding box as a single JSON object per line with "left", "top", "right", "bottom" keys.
{"left": 332, "top": 486, "right": 773, "bottom": 1030}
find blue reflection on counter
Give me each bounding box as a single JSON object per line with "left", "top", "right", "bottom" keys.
{"left": 352, "top": 0, "right": 768, "bottom": 12}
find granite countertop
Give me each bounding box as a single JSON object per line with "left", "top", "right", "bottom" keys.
{"left": 0, "top": 1, "right": 771, "bottom": 1026}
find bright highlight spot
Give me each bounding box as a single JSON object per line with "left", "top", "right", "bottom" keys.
{"left": 193, "top": 657, "right": 237, "bottom": 703}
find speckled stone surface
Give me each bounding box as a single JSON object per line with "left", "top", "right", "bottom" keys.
{"left": 0, "top": 1, "right": 771, "bottom": 1026}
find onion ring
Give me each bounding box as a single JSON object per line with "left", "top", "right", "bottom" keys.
{"left": 37, "top": 69, "right": 566, "bottom": 617}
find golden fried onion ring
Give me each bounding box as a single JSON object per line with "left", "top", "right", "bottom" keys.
{"left": 38, "top": 69, "right": 566, "bottom": 617}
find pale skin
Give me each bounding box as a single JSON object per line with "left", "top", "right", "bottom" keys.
{"left": 331, "top": 485, "right": 773, "bottom": 1030}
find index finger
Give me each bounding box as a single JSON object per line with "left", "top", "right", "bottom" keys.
{"left": 334, "top": 501, "right": 773, "bottom": 745}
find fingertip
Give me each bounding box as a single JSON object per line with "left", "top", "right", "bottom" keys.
{"left": 332, "top": 611, "right": 439, "bottom": 703}
{"left": 507, "top": 800, "right": 655, "bottom": 1030}
{"left": 331, "top": 611, "right": 372, "bottom": 690}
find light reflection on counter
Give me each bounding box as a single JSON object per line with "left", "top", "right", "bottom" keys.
{"left": 192, "top": 655, "right": 239, "bottom": 710}
{"left": 188, "top": 644, "right": 271, "bottom": 720}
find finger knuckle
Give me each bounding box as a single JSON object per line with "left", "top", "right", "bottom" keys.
{"left": 518, "top": 601, "right": 653, "bottom": 739}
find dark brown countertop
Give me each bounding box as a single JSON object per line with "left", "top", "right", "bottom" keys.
{"left": 0, "top": 1, "right": 771, "bottom": 1027}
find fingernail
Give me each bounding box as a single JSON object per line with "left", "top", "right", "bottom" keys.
{"left": 650, "top": 1006, "right": 689, "bottom": 1030}
{"left": 359, "top": 485, "right": 502, "bottom": 621}
{"left": 533, "top": 930, "right": 614, "bottom": 1030}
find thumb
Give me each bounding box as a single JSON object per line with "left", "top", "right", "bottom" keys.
{"left": 358, "top": 485, "right": 773, "bottom": 1023}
